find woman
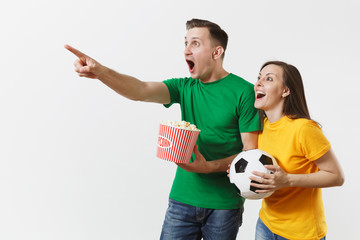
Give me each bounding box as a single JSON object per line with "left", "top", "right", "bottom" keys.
{"left": 251, "top": 61, "right": 344, "bottom": 240}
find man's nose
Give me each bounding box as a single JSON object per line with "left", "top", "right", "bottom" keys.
{"left": 184, "top": 46, "right": 191, "bottom": 55}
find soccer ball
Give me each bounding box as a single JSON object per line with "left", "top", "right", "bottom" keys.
{"left": 229, "top": 149, "right": 277, "bottom": 200}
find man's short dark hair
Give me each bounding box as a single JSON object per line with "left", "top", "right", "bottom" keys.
{"left": 186, "top": 18, "right": 228, "bottom": 57}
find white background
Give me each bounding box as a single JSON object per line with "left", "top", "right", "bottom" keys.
{"left": 1, "top": 0, "right": 359, "bottom": 239}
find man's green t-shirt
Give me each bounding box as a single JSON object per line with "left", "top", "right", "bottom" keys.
{"left": 163, "top": 73, "right": 260, "bottom": 209}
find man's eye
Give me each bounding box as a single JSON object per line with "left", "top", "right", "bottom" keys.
{"left": 194, "top": 42, "right": 199, "bottom": 46}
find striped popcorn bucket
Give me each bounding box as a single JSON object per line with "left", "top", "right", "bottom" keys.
{"left": 156, "top": 123, "right": 200, "bottom": 163}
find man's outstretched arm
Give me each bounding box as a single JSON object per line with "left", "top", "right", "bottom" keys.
{"left": 64, "top": 44, "right": 170, "bottom": 104}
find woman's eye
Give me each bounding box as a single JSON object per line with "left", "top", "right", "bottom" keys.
{"left": 266, "top": 77, "right": 273, "bottom": 81}
{"left": 194, "top": 42, "right": 199, "bottom": 46}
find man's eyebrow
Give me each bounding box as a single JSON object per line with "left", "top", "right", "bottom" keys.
{"left": 184, "top": 37, "right": 201, "bottom": 40}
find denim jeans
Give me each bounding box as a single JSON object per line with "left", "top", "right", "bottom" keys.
{"left": 160, "top": 199, "right": 243, "bottom": 240}
{"left": 255, "top": 217, "right": 326, "bottom": 240}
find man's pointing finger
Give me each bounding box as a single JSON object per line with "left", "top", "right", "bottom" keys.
{"left": 64, "top": 44, "right": 87, "bottom": 59}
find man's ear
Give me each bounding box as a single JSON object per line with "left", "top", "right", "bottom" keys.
{"left": 213, "top": 46, "right": 224, "bottom": 59}
{"left": 282, "top": 88, "right": 290, "bottom": 98}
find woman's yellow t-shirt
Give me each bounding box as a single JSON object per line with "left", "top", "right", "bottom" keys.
{"left": 258, "top": 116, "right": 331, "bottom": 240}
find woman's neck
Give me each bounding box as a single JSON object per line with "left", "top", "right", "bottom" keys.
{"left": 265, "top": 109, "right": 285, "bottom": 123}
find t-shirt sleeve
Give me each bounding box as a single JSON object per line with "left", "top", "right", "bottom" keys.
{"left": 162, "top": 78, "right": 182, "bottom": 108}
{"left": 237, "top": 90, "right": 261, "bottom": 133}
{"left": 299, "top": 122, "right": 331, "bottom": 161}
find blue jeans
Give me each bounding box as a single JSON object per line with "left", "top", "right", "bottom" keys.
{"left": 160, "top": 199, "right": 243, "bottom": 240}
{"left": 255, "top": 218, "right": 326, "bottom": 240}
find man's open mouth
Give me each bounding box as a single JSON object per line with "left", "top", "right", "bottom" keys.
{"left": 186, "top": 60, "right": 195, "bottom": 72}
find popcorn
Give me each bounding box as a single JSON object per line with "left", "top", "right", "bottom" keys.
{"left": 157, "top": 120, "right": 200, "bottom": 163}
{"left": 160, "top": 120, "right": 200, "bottom": 131}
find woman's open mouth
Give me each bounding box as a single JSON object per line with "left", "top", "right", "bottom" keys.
{"left": 256, "top": 91, "right": 266, "bottom": 100}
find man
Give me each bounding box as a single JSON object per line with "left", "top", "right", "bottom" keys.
{"left": 65, "top": 18, "right": 260, "bottom": 240}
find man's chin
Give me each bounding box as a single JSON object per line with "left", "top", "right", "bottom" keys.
{"left": 189, "top": 72, "right": 198, "bottom": 79}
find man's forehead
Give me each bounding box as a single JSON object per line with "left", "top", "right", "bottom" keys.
{"left": 185, "top": 27, "right": 210, "bottom": 40}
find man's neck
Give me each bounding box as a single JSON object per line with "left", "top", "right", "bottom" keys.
{"left": 199, "top": 68, "right": 229, "bottom": 83}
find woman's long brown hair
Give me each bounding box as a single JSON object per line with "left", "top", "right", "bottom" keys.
{"left": 260, "top": 61, "right": 311, "bottom": 120}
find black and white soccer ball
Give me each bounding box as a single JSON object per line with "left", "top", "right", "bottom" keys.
{"left": 229, "top": 149, "right": 277, "bottom": 200}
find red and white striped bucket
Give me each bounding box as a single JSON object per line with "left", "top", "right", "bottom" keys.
{"left": 156, "top": 123, "right": 200, "bottom": 163}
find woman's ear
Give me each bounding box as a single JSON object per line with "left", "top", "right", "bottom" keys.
{"left": 282, "top": 88, "right": 290, "bottom": 98}
{"left": 213, "top": 46, "right": 224, "bottom": 59}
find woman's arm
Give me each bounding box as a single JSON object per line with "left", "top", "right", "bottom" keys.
{"left": 250, "top": 148, "right": 344, "bottom": 192}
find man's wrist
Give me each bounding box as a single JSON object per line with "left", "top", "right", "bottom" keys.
{"left": 97, "top": 65, "right": 109, "bottom": 80}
